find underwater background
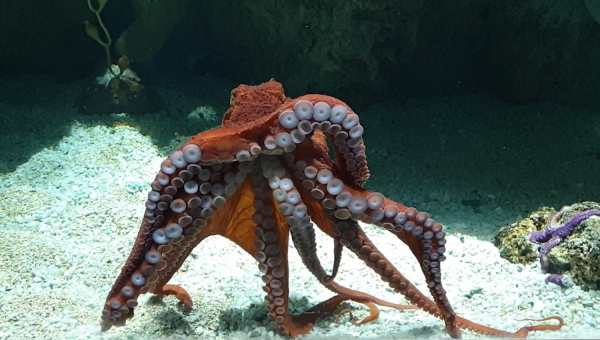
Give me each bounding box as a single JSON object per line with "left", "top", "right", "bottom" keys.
{"left": 0, "top": 0, "right": 599, "bottom": 339}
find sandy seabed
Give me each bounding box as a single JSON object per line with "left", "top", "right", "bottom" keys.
{"left": 0, "top": 74, "right": 598, "bottom": 339}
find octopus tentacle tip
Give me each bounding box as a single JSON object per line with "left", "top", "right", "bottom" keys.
{"left": 101, "top": 80, "right": 563, "bottom": 338}
{"left": 100, "top": 320, "right": 113, "bottom": 332}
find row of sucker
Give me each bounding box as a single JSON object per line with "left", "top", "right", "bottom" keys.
{"left": 271, "top": 153, "right": 344, "bottom": 285}
{"left": 273, "top": 100, "right": 370, "bottom": 186}
{"left": 275, "top": 153, "right": 423, "bottom": 316}
{"left": 266, "top": 154, "right": 335, "bottom": 284}
{"left": 288, "top": 217, "right": 331, "bottom": 283}
{"left": 259, "top": 153, "right": 410, "bottom": 334}
{"left": 101, "top": 142, "right": 256, "bottom": 327}
{"left": 251, "top": 159, "right": 292, "bottom": 336}
{"left": 332, "top": 219, "right": 458, "bottom": 332}
{"left": 284, "top": 157, "right": 456, "bottom": 330}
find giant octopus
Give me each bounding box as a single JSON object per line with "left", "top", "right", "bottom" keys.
{"left": 100, "top": 79, "right": 563, "bottom": 338}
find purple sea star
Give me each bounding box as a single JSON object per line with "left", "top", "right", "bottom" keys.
{"left": 544, "top": 273, "right": 573, "bottom": 288}
{"left": 544, "top": 273, "right": 565, "bottom": 287}
{"left": 529, "top": 207, "right": 600, "bottom": 283}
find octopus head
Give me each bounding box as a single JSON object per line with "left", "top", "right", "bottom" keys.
{"left": 223, "top": 78, "right": 287, "bottom": 127}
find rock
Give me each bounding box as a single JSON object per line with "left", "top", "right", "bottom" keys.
{"left": 494, "top": 202, "right": 600, "bottom": 288}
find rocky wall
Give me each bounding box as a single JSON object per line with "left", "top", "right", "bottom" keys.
{"left": 1, "top": 0, "right": 600, "bottom": 109}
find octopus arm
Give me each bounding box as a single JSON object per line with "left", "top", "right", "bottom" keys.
{"left": 101, "top": 157, "right": 258, "bottom": 328}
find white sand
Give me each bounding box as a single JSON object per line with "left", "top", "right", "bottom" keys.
{"left": 0, "top": 75, "right": 598, "bottom": 339}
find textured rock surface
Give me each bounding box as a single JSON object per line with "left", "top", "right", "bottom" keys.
{"left": 2, "top": 0, "right": 600, "bottom": 108}
{"left": 199, "top": 0, "right": 488, "bottom": 106}
{"left": 493, "top": 208, "right": 554, "bottom": 265}
{"left": 494, "top": 202, "right": 600, "bottom": 290}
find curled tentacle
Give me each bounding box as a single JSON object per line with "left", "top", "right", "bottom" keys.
{"left": 270, "top": 96, "right": 370, "bottom": 187}
{"left": 335, "top": 301, "right": 379, "bottom": 326}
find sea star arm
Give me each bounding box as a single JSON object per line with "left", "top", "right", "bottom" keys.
{"left": 529, "top": 206, "right": 568, "bottom": 243}
{"left": 554, "top": 209, "right": 600, "bottom": 238}
{"left": 532, "top": 208, "right": 600, "bottom": 268}
{"left": 538, "top": 234, "right": 563, "bottom": 268}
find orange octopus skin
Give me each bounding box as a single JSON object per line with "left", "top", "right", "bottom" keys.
{"left": 100, "top": 79, "right": 563, "bottom": 338}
